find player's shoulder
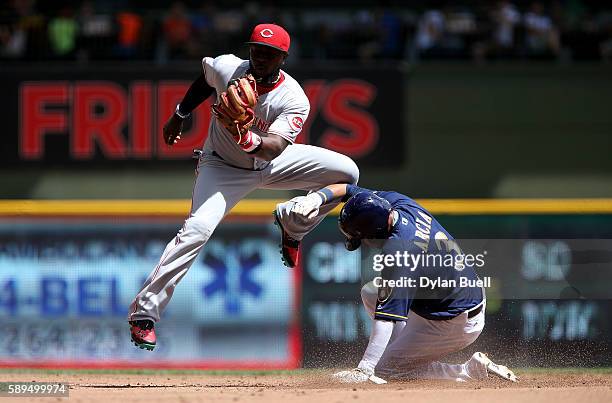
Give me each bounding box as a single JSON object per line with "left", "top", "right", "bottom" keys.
{"left": 277, "top": 70, "right": 310, "bottom": 109}
{"left": 202, "top": 54, "right": 248, "bottom": 72}
{"left": 374, "top": 190, "right": 411, "bottom": 205}
{"left": 280, "top": 70, "right": 306, "bottom": 96}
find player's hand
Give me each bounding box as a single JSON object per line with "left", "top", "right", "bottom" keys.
{"left": 163, "top": 113, "right": 184, "bottom": 146}
{"left": 290, "top": 193, "right": 323, "bottom": 219}
{"left": 332, "top": 368, "right": 387, "bottom": 384}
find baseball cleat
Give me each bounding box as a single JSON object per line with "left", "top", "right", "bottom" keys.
{"left": 472, "top": 352, "right": 518, "bottom": 382}
{"left": 273, "top": 210, "right": 300, "bottom": 268}
{"left": 129, "top": 319, "right": 156, "bottom": 351}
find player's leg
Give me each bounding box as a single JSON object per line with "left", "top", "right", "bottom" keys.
{"left": 262, "top": 144, "right": 359, "bottom": 240}
{"left": 393, "top": 328, "right": 517, "bottom": 381}
{"left": 360, "top": 281, "right": 487, "bottom": 381}
{"left": 261, "top": 144, "right": 358, "bottom": 267}
{"left": 128, "top": 157, "right": 260, "bottom": 348}
{"left": 375, "top": 309, "right": 485, "bottom": 381}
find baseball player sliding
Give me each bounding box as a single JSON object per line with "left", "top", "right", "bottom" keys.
{"left": 278, "top": 184, "right": 518, "bottom": 383}
{"left": 128, "top": 24, "right": 359, "bottom": 350}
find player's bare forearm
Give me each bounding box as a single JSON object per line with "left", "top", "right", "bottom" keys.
{"left": 286, "top": 183, "right": 349, "bottom": 220}
{"left": 288, "top": 183, "right": 355, "bottom": 219}
{"left": 178, "top": 73, "right": 215, "bottom": 114}
{"left": 252, "top": 133, "right": 289, "bottom": 161}
{"left": 164, "top": 74, "right": 215, "bottom": 146}
{"left": 315, "top": 184, "right": 349, "bottom": 205}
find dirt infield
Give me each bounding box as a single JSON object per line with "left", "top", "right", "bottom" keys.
{"left": 4, "top": 370, "right": 611, "bottom": 403}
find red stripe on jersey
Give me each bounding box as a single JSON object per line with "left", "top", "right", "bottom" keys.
{"left": 257, "top": 72, "right": 285, "bottom": 95}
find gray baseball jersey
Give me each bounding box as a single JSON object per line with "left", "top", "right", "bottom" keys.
{"left": 202, "top": 54, "right": 310, "bottom": 169}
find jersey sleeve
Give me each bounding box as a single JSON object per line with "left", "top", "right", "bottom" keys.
{"left": 201, "top": 54, "right": 245, "bottom": 93}
{"left": 266, "top": 97, "right": 310, "bottom": 144}
{"left": 374, "top": 293, "right": 411, "bottom": 321}
{"left": 201, "top": 56, "right": 218, "bottom": 89}
{"left": 374, "top": 241, "right": 417, "bottom": 321}
{"left": 344, "top": 185, "right": 373, "bottom": 201}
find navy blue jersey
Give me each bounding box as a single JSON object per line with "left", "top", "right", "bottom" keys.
{"left": 345, "top": 185, "right": 483, "bottom": 321}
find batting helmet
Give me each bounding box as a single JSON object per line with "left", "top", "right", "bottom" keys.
{"left": 338, "top": 192, "right": 392, "bottom": 250}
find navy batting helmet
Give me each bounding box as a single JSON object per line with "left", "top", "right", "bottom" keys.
{"left": 338, "top": 192, "right": 392, "bottom": 250}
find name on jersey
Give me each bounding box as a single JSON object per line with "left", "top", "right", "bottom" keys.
{"left": 413, "top": 210, "right": 433, "bottom": 252}
{"left": 253, "top": 116, "right": 272, "bottom": 133}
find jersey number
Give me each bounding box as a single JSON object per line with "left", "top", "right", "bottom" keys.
{"left": 434, "top": 231, "right": 464, "bottom": 271}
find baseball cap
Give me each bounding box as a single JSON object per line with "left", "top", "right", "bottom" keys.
{"left": 245, "top": 23, "right": 290, "bottom": 54}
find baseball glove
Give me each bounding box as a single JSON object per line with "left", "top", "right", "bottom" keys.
{"left": 211, "top": 74, "right": 259, "bottom": 144}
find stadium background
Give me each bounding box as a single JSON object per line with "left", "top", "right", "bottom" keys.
{"left": 1, "top": 0, "right": 611, "bottom": 372}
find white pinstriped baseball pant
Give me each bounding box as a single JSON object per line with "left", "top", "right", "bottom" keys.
{"left": 361, "top": 281, "right": 488, "bottom": 381}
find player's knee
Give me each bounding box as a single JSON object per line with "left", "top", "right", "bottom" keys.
{"left": 335, "top": 155, "right": 359, "bottom": 185}
{"left": 344, "top": 157, "right": 360, "bottom": 184}
{"left": 183, "top": 214, "right": 220, "bottom": 244}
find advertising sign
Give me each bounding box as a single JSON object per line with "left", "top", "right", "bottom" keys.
{"left": 1, "top": 65, "right": 406, "bottom": 168}
{"left": 0, "top": 218, "right": 300, "bottom": 368}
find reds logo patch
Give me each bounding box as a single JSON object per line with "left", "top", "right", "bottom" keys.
{"left": 261, "top": 29, "right": 274, "bottom": 38}
{"left": 289, "top": 116, "right": 303, "bottom": 131}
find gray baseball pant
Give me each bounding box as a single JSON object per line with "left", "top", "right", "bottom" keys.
{"left": 129, "top": 144, "right": 359, "bottom": 322}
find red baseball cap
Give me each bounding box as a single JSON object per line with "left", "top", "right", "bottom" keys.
{"left": 246, "top": 23, "right": 290, "bottom": 54}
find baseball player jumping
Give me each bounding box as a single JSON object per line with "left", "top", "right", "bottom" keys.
{"left": 128, "top": 24, "right": 359, "bottom": 350}
{"left": 278, "top": 184, "right": 517, "bottom": 383}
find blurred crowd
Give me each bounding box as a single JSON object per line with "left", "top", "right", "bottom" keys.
{"left": 2, "top": 0, "right": 612, "bottom": 63}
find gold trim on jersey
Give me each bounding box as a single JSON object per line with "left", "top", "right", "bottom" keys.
{"left": 374, "top": 311, "right": 409, "bottom": 320}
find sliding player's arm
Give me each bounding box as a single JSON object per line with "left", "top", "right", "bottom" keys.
{"left": 290, "top": 184, "right": 373, "bottom": 218}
